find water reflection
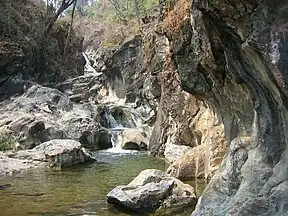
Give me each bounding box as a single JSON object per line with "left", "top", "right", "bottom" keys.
{"left": 0, "top": 152, "right": 206, "bottom": 216}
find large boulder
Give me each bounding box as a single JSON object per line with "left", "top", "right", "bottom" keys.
{"left": 0, "top": 139, "right": 95, "bottom": 176}
{"left": 107, "top": 169, "right": 196, "bottom": 213}
{"left": 33, "top": 139, "right": 95, "bottom": 167}
{"left": 79, "top": 127, "right": 112, "bottom": 150}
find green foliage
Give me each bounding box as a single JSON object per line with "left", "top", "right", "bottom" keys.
{"left": 0, "top": 133, "right": 16, "bottom": 151}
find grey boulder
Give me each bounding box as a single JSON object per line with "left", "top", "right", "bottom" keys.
{"left": 1, "top": 139, "right": 96, "bottom": 176}
{"left": 107, "top": 169, "right": 196, "bottom": 213}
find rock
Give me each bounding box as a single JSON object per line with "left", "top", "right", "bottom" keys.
{"left": 121, "top": 130, "right": 148, "bottom": 150}
{"left": 33, "top": 139, "right": 95, "bottom": 167}
{"left": 0, "top": 184, "right": 11, "bottom": 190}
{"left": 167, "top": 145, "right": 206, "bottom": 179}
{"left": 158, "top": 0, "right": 288, "bottom": 215}
{"left": 0, "top": 151, "right": 44, "bottom": 177}
{"left": 79, "top": 128, "right": 112, "bottom": 150}
{"left": 107, "top": 169, "right": 196, "bottom": 213}
{"left": 0, "top": 139, "right": 95, "bottom": 176}
{"left": 164, "top": 142, "right": 192, "bottom": 164}
{"left": 0, "top": 84, "right": 110, "bottom": 150}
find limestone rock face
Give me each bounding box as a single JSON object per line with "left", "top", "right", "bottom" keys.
{"left": 107, "top": 169, "right": 196, "bottom": 213}
{"left": 150, "top": 73, "right": 226, "bottom": 180}
{"left": 159, "top": 0, "right": 288, "bottom": 215}
{"left": 166, "top": 107, "right": 226, "bottom": 180}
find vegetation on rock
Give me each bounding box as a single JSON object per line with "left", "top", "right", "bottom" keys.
{"left": 0, "top": 133, "right": 16, "bottom": 151}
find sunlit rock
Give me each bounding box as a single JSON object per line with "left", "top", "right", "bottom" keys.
{"left": 107, "top": 169, "right": 196, "bottom": 213}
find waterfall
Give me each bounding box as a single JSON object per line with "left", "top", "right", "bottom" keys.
{"left": 104, "top": 129, "right": 138, "bottom": 154}
{"left": 131, "top": 112, "right": 142, "bottom": 128}
{"left": 102, "top": 86, "right": 126, "bottom": 105}
{"left": 82, "top": 52, "right": 102, "bottom": 76}
{"left": 104, "top": 112, "right": 123, "bottom": 129}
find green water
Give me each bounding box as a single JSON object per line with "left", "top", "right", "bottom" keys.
{"left": 0, "top": 151, "right": 206, "bottom": 216}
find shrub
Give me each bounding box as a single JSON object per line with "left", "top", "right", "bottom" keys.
{"left": 0, "top": 133, "right": 16, "bottom": 151}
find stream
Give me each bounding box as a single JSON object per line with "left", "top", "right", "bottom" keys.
{"left": 0, "top": 54, "right": 207, "bottom": 216}
{"left": 0, "top": 150, "right": 206, "bottom": 216}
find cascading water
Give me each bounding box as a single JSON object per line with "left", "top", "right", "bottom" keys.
{"left": 82, "top": 52, "right": 102, "bottom": 76}
{"left": 81, "top": 52, "right": 152, "bottom": 154}
{"left": 104, "top": 112, "right": 123, "bottom": 129}
{"left": 100, "top": 105, "right": 150, "bottom": 154}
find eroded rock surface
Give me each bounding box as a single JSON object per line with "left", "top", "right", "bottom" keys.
{"left": 166, "top": 107, "right": 226, "bottom": 180}
{"left": 158, "top": 0, "right": 288, "bottom": 215}
{"left": 107, "top": 169, "right": 196, "bottom": 213}
{"left": 147, "top": 33, "right": 227, "bottom": 180}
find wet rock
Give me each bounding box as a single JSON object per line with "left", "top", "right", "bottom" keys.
{"left": 79, "top": 128, "right": 112, "bottom": 150}
{"left": 0, "top": 184, "right": 11, "bottom": 190}
{"left": 0, "top": 151, "right": 44, "bottom": 177}
{"left": 107, "top": 169, "right": 196, "bottom": 213}
{"left": 121, "top": 130, "right": 148, "bottom": 150}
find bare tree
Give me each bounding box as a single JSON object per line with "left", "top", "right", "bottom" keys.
{"left": 134, "top": 0, "right": 141, "bottom": 32}
{"left": 64, "top": 0, "right": 77, "bottom": 55}
{"left": 37, "top": 0, "right": 77, "bottom": 75}
{"left": 44, "top": 0, "right": 77, "bottom": 36}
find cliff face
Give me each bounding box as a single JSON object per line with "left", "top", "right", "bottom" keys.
{"left": 163, "top": 0, "right": 288, "bottom": 215}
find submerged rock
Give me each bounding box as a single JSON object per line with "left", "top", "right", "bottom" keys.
{"left": 107, "top": 169, "right": 196, "bottom": 213}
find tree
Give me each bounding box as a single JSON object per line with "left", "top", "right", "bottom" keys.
{"left": 134, "top": 0, "right": 141, "bottom": 31}
{"left": 64, "top": 0, "right": 77, "bottom": 54}
{"left": 45, "top": 0, "right": 77, "bottom": 36}
{"left": 37, "top": 0, "right": 77, "bottom": 75}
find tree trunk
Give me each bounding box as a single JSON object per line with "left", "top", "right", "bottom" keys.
{"left": 64, "top": 0, "right": 77, "bottom": 55}
{"left": 44, "top": 0, "right": 77, "bottom": 36}
{"left": 134, "top": 0, "right": 141, "bottom": 32}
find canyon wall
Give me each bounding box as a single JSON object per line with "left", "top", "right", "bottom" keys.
{"left": 160, "top": 0, "right": 288, "bottom": 215}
